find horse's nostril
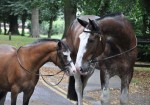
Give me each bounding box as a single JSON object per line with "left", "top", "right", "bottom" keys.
{"left": 80, "top": 67, "right": 83, "bottom": 72}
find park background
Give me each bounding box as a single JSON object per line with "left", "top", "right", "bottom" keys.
{"left": 0, "top": 0, "right": 149, "bottom": 104}
{"left": 0, "top": 0, "right": 150, "bottom": 62}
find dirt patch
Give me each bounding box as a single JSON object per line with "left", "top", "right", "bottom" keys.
{"left": 40, "top": 65, "right": 150, "bottom": 105}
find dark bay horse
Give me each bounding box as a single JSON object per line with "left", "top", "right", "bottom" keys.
{"left": 65, "top": 14, "right": 138, "bottom": 105}
{"left": 0, "top": 38, "right": 76, "bottom": 105}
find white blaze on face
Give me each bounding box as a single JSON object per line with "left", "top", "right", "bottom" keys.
{"left": 75, "top": 28, "right": 90, "bottom": 68}
{"left": 63, "top": 51, "right": 76, "bottom": 74}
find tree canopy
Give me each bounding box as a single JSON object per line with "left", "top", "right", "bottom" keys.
{"left": 0, "top": 0, "right": 149, "bottom": 38}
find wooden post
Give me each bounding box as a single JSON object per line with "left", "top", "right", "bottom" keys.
{"left": 9, "top": 32, "right": 11, "bottom": 40}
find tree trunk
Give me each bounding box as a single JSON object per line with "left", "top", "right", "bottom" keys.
{"left": 21, "top": 12, "right": 27, "bottom": 36}
{"left": 0, "top": 23, "right": 1, "bottom": 34}
{"left": 31, "top": 8, "right": 40, "bottom": 37}
{"left": 141, "top": 0, "right": 150, "bottom": 38}
{"left": 62, "top": 0, "right": 77, "bottom": 39}
{"left": 48, "top": 18, "right": 53, "bottom": 38}
{"left": 142, "top": 14, "right": 148, "bottom": 37}
{"left": 99, "top": 0, "right": 110, "bottom": 16}
{"left": 3, "top": 20, "right": 7, "bottom": 35}
{"left": 8, "top": 15, "right": 19, "bottom": 35}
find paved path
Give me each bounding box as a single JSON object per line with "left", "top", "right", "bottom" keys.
{"left": 5, "top": 80, "right": 75, "bottom": 105}
{"left": 5, "top": 62, "right": 148, "bottom": 105}
{"left": 4, "top": 66, "right": 121, "bottom": 105}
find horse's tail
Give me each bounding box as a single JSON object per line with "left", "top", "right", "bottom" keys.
{"left": 67, "top": 76, "right": 78, "bottom": 101}
{"left": 0, "top": 91, "right": 6, "bottom": 100}
{"left": 67, "top": 76, "right": 85, "bottom": 101}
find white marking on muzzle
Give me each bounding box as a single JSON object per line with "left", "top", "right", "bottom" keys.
{"left": 63, "top": 51, "right": 76, "bottom": 74}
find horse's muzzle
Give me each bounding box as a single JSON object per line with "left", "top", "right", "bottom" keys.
{"left": 76, "top": 66, "right": 92, "bottom": 75}
{"left": 64, "top": 66, "right": 76, "bottom": 76}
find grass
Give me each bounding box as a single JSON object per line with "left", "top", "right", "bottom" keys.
{"left": 134, "top": 62, "right": 150, "bottom": 71}
{"left": 0, "top": 34, "right": 62, "bottom": 48}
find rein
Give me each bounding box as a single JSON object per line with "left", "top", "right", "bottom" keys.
{"left": 83, "top": 30, "right": 138, "bottom": 64}
{"left": 16, "top": 46, "right": 64, "bottom": 86}
{"left": 90, "top": 38, "right": 138, "bottom": 63}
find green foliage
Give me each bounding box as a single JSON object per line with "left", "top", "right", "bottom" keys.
{"left": 138, "top": 44, "right": 150, "bottom": 62}
{"left": 52, "top": 19, "right": 64, "bottom": 35}
{"left": 6, "top": 1, "right": 30, "bottom": 16}
{"left": 40, "top": 19, "right": 64, "bottom": 36}
{"left": 77, "top": 0, "right": 101, "bottom": 15}
{"left": 40, "top": 0, "right": 61, "bottom": 21}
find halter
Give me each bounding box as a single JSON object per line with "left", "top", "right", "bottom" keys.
{"left": 16, "top": 40, "right": 72, "bottom": 86}
{"left": 83, "top": 30, "right": 138, "bottom": 68}
{"left": 82, "top": 30, "right": 104, "bottom": 73}
{"left": 56, "top": 41, "right": 73, "bottom": 71}
{"left": 89, "top": 36, "right": 138, "bottom": 64}
{"left": 83, "top": 30, "right": 103, "bottom": 41}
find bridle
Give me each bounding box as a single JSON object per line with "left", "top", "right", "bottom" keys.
{"left": 16, "top": 41, "right": 73, "bottom": 86}
{"left": 56, "top": 41, "right": 73, "bottom": 71}
{"left": 81, "top": 30, "right": 104, "bottom": 73}
{"left": 83, "top": 30, "right": 137, "bottom": 68}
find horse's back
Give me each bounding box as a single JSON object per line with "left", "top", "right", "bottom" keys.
{"left": 66, "top": 15, "right": 100, "bottom": 52}
{"left": 0, "top": 44, "right": 16, "bottom": 54}
{"left": 0, "top": 44, "right": 16, "bottom": 71}
{"left": 78, "top": 15, "right": 100, "bottom": 21}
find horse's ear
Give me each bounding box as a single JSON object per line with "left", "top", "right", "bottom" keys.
{"left": 89, "top": 19, "right": 99, "bottom": 31}
{"left": 77, "top": 18, "right": 88, "bottom": 27}
{"left": 57, "top": 41, "right": 62, "bottom": 50}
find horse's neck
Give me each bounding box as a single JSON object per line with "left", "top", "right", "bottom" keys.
{"left": 20, "top": 42, "right": 57, "bottom": 71}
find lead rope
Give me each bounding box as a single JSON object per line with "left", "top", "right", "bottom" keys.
{"left": 16, "top": 46, "right": 63, "bottom": 76}
{"left": 40, "top": 48, "right": 65, "bottom": 86}
{"left": 16, "top": 46, "right": 65, "bottom": 86}
{"left": 91, "top": 36, "right": 138, "bottom": 63}
{"left": 40, "top": 71, "right": 65, "bottom": 86}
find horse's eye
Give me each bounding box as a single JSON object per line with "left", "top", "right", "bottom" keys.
{"left": 88, "top": 39, "right": 94, "bottom": 43}
{"left": 63, "top": 55, "right": 68, "bottom": 58}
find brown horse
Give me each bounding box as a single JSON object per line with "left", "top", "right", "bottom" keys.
{"left": 65, "top": 14, "right": 138, "bottom": 105}
{"left": 0, "top": 38, "right": 76, "bottom": 105}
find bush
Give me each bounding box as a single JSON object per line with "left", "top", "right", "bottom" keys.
{"left": 40, "top": 19, "right": 64, "bottom": 36}
{"left": 52, "top": 19, "right": 64, "bottom": 35}
{"left": 137, "top": 44, "right": 150, "bottom": 62}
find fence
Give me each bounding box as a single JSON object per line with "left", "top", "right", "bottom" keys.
{"left": 135, "top": 39, "right": 150, "bottom": 68}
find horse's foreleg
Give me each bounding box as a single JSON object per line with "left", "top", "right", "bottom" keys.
{"left": 11, "top": 91, "right": 18, "bottom": 105}
{"left": 74, "top": 73, "right": 83, "bottom": 105}
{"left": 23, "top": 88, "right": 34, "bottom": 105}
{"left": 120, "top": 72, "right": 133, "bottom": 105}
{"left": 82, "top": 70, "right": 94, "bottom": 90}
{"left": 100, "top": 71, "right": 110, "bottom": 105}
{"left": 120, "top": 85, "right": 129, "bottom": 105}
{"left": 0, "top": 91, "right": 7, "bottom": 105}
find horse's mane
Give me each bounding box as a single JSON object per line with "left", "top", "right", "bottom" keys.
{"left": 31, "top": 38, "right": 70, "bottom": 50}
{"left": 32, "top": 38, "right": 60, "bottom": 44}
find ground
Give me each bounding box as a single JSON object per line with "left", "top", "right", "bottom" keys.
{"left": 40, "top": 63, "right": 150, "bottom": 105}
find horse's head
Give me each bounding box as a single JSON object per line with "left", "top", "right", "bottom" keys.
{"left": 56, "top": 41, "right": 76, "bottom": 76}
{"left": 75, "top": 18, "right": 106, "bottom": 75}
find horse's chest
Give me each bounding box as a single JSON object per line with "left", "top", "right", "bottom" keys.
{"left": 0, "top": 78, "right": 11, "bottom": 91}
{"left": 21, "top": 75, "right": 39, "bottom": 86}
